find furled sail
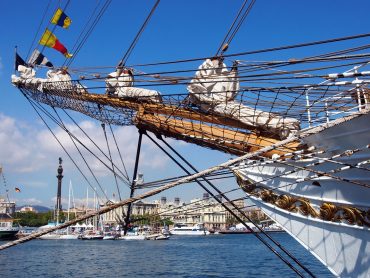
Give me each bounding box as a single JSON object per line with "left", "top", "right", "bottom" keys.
{"left": 187, "top": 58, "right": 300, "bottom": 139}
{"left": 106, "top": 68, "right": 161, "bottom": 102}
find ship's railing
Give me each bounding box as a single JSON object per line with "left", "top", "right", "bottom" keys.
{"left": 304, "top": 86, "right": 369, "bottom": 128}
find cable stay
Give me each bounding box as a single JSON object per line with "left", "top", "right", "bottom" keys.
{"left": 145, "top": 132, "right": 315, "bottom": 277}
{"left": 117, "top": 0, "right": 161, "bottom": 67}
{"left": 216, "top": 0, "right": 256, "bottom": 56}
{"left": 22, "top": 93, "right": 105, "bottom": 204}
{"left": 101, "top": 122, "right": 122, "bottom": 200}
{"left": 52, "top": 107, "right": 111, "bottom": 202}
{"left": 65, "top": 0, "right": 113, "bottom": 67}
{"left": 61, "top": 109, "right": 131, "bottom": 184}
{"left": 106, "top": 122, "right": 131, "bottom": 183}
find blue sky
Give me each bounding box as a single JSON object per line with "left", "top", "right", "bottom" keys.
{"left": 1, "top": 0, "right": 370, "bottom": 208}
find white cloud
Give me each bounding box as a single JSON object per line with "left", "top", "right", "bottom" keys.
{"left": 0, "top": 112, "right": 185, "bottom": 206}
{"left": 0, "top": 112, "right": 173, "bottom": 174}
{"left": 0, "top": 111, "right": 229, "bottom": 207}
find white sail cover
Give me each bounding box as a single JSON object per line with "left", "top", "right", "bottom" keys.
{"left": 202, "top": 101, "right": 300, "bottom": 139}
{"left": 11, "top": 67, "right": 73, "bottom": 92}
{"left": 106, "top": 69, "right": 161, "bottom": 102}
{"left": 11, "top": 65, "right": 43, "bottom": 86}
{"left": 187, "top": 58, "right": 239, "bottom": 104}
{"left": 44, "top": 69, "right": 73, "bottom": 91}
{"left": 187, "top": 59, "right": 300, "bottom": 138}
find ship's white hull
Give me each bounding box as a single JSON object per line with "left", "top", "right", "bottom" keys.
{"left": 235, "top": 112, "right": 370, "bottom": 278}
{"left": 251, "top": 197, "right": 369, "bottom": 277}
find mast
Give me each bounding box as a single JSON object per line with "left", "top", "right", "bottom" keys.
{"left": 67, "top": 180, "right": 71, "bottom": 222}
{"left": 66, "top": 180, "right": 71, "bottom": 235}
{"left": 85, "top": 187, "right": 88, "bottom": 225}
{"left": 93, "top": 188, "right": 97, "bottom": 231}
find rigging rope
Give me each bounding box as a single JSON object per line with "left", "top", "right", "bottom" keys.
{"left": 65, "top": 0, "right": 112, "bottom": 68}
{"left": 1, "top": 110, "right": 367, "bottom": 252}
{"left": 62, "top": 109, "right": 131, "bottom": 184}
{"left": 26, "top": 0, "right": 53, "bottom": 61}
{"left": 101, "top": 123, "right": 122, "bottom": 200}
{"left": 39, "top": 0, "right": 71, "bottom": 56}
{"left": 107, "top": 123, "right": 131, "bottom": 183}
{"left": 216, "top": 0, "right": 256, "bottom": 56}
{"left": 24, "top": 93, "right": 130, "bottom": 185}
{"left": 22, "top": 93, "right": 105, "bottom": 204}
{"left": 52, "top": 107, "right": 111, "bottom": 202}
{"left": 145, "top": 133, "right": 312, "bottom": 277}
{"left": 117, "top": 0, "right": 160, "bottom": 67}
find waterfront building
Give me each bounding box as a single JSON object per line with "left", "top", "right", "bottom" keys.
{"left": 100, "top": 194, "right": 265, "bottom": 230}
{"left": 19, "top": 206, "right": 38, "bottom": 213}
{"left": 102, "top": 200, "right": 159, "bottom": 225}
{"left": 158, "top": 195, "right": 246, "bottom": 230}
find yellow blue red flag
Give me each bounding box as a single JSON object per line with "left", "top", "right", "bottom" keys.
{"left": 51, "top": 8, "right": 72, "bottom": 29}
{"left": 39, "top": 29, "right": 73, "bottom": 58}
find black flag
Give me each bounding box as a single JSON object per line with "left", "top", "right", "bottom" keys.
{"left": 15, "top": 52, "right": 26, "bottom": 71}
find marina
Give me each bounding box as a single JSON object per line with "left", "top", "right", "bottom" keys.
{"left": 1, "top": 0, "right": 370, "bottom": 277}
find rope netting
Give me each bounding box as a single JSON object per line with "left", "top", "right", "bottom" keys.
{"left": 16, "top": 75, "right": 368, "bottom": 156}
{"left": 13, "top": 45, "right": 370, "bottom": 156}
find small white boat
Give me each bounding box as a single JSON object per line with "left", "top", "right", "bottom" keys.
{"left": 119, "top": 234, "right": 147, "bottom": 240}
{"left": 145, "top": 233, "right": 170, "bottom": 240}
{"left": 79, "top": 230, "right": 104, "bottom": 240}
{"left": 79, "top": 234, "right": 104, "bottom": 240}
{"left": 39, "top": 233, "right": 62, "bottom": 240}
{"left": 59, "top": 233, "right": 79, "bottom": 239}
{"left": 103, "top": 232, "right": 118, "bottom": 240}
{"left": 170, "top": 223, "right": 210, "bottom": 236}
{"left": 154, "top": 234, "right": 170, "bottom": 240}
{"left": 118, "top": 227, "right": 148, "bottom": 240}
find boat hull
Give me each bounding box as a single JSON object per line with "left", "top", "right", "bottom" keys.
{"left": 59, "top": 234, "right": 79, "bottom": 240}
{"left": 119, "top": 235, "right": 147, "bottom": 240}
{"left": 251, "top": 196, "right": 370, "bottom": 278}
{"left": 170, "top": 230, "right": 210, "bottom": 236}
{"left": 39, "top": 233, "right": 62, "bottom": 240}
{"left": 0, "top": 228, "right": 19, "bottom": 240}
{"left": 235, "top": 112, "right": 370, "bottom": 278}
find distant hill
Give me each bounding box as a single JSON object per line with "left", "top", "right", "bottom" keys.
{"left": 16, "top": 205, "right": 52, "bottom": 213}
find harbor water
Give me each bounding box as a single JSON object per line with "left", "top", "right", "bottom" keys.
{"left": 0, "top": 233, "right": 333, "bottom": 277}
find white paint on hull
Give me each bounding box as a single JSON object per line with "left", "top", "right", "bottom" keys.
{"left": 236, "top": 112, "right": 370, "bottom": 277}
{"left": 251, "top": 196, "right": 370, "bottom": 278}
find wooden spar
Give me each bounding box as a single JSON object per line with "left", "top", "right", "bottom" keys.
{"left": 22, "top": 86, "right": 301, "bottom": 155}
{"left": 134, "top": 113, "right": 301, "bottom": 157}
{"left": 72, "top": 92, "right": 260, "bottom": 131}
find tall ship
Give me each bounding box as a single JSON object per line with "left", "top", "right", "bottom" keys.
{"left": 5, "top": 1, "right": 370, "bottom": 277}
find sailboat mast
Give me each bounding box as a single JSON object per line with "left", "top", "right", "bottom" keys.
{"left": 93, "top": 189, "right": 96, "bottom": 230}
{"left": 67, "top": 180, "right": 71, "bottom": 222}
{"left": 85, "top": 187, "right": 88, "bottom": 225}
